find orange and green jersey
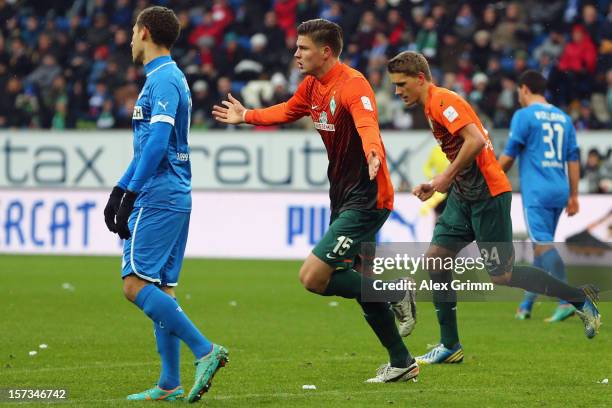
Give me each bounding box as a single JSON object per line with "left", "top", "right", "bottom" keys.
{"left": 423, "top": 84, "right": 511, "bottom": 201}
{"left": 245, "top": 62, "right": 394, "bottom": 212}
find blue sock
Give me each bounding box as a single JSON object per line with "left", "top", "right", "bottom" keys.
{"left": 154, "top": 320, "right": 181, "bottom": 390}
{"left": 520, "top": 254, "right": 543, "bottom": 310}
{"left": 135, "top": 284, "right": 213, "bottom": 360}
{"left": 539, "top": 248, "right": 569, "bottom": 306}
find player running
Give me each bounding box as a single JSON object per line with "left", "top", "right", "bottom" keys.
{"left": 386, "top": 51, "right": 601, "bottom": 365}
{"left": 213, "top": 19, "right": 418, "bottom": 383}
{"left": 103, "top": 7, "right": 227, "bottom": 402}
{"left": 499, "top": 70, "right": 581, "bottom": 322}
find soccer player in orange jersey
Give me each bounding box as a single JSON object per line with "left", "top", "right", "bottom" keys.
{"left": 386, "top": 51, "right": 601, "bottom": 364}
{"left": 213, "top": 19, "right": 418, "bottom": 383}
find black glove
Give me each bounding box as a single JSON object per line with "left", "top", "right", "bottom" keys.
{"left": 104, "top": 186, "right": 125, "bottom": 233}
{"left": 115, "top": 190, "right": 138, "bottom": 240}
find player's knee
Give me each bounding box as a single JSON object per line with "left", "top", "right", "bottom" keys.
{"left": 424, "top": 246, "right": 456, "bottom": 274}
{"left": 490, "top": 271, "right": 512, "bottom": 286}
{"left": 299, "top": 267, "right": 326, "bottom": 293}
{"left": 122, "top": 275, "right": 147, "bottom": 302}
{"left": 122, "top": 282, "right": 138, "bottom": 302}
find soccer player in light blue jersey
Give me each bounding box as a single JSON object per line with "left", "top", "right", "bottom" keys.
{"left": 103, "top": 7, "right": 227, "bottom": 403}
{"left": 499, "top": 70, "right": 583, "bottom": 323}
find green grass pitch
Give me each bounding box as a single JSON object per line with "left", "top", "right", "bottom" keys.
{"left": 1, "top": 255, "right": 610, "bottom": 407}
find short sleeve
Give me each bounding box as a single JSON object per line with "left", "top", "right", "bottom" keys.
{"left": 430, "top": 91, "right": 476, "bottom": 135}
{"left": 566, "top": 120, "right": 579, "bottom": 161}
{"left": 504, "top": 109, "right": 528, "bottom": 158}
{"left": 150, "top": 79, "right": 180, "bottom": 126}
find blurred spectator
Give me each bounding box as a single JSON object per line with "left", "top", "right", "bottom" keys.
{"left": 533, "top": 28, "right": 566, "bottom": 62}
{"left": 478, "top": 5, "right": 498, "bottom": 32}
{"left": 353, "top": 11, "right": 378, "bottom": 51}
{"left": 607, "top": 69, "right": 612, "bottom": 114}
{"left": 191, "top": 80, "right": 215, "bottom": 129}
{"left": 296, "top": 0, "right": 319, "bottom": 26}
{"left": 471, "top": 30, "right": 492, "bottom": 72}
{"left": 262, "top": 11, "right": 287, "bottom": 53}
{"left": 87, "top": 14, "right": 111, "bottom": 48}
{"left": 89, "top": 81, "right": 109, "bottom": 119}
{"left": 26, "top": 54, "right": 61, "bottom": 93}
{"left": 266, "top": 73, "right": 292, "bottom": 105}
{"left": 438, "top": 32, "right": 462, "bottom": 73}
{"left": 469, "top": 72, "right": 489, "bottom": 113}
{"left": 0, "top": 77, "right": 29, "bottom": 128}
{"left": 581, "top": 148, "right": 606, "bottom": 193}
{"left": 112, "top": 0, "right": 133, "bottom": 28}
{"left": 0, "top": 1, "right": 609, "bottom": 131}
{"left": 491, "top": 2, "right": 529, "bottom": 54}
{"left": 582, "top": 3, "right": 602, "bottom": 45}
{"left": 415, "top": 17, "right": 438, "bottom": 59}
{"left": 367, "top": 70, "right": 393, "bottom": 128}
{"left": 96, "top": 99, "right": 115, "bottom": 129}
{"left": 385, "top": 9, "right": 406, "bottom": 48}
{"left": 557, "top": 25, "right": 598, "bottom": 104}
{"left": 454, "top": 4, "right": 477, "bottom": 41}
{"left": 495, "top": 77, "right": 517, "bottom": 127}
{"left": 67, "top": 80, "right": 88, "bottom": 129}
{"left": 574, "top": 101, "right": 603, "bottom": 130}
{"left": 112, "top": 29, "right": 133, "bottom": 69}
{"left": 216, "top": 32, "right": 248, "bottom": 78}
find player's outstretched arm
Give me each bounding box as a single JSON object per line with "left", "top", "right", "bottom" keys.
{"left": 214, "top": 79, "right": 311, "bottom": 126}
{"left": 212, "top": 93, "right": 246, "bottom": 124}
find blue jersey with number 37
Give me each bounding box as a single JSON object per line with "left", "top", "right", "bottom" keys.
{"left": 504, "top": 103, "right": 579, "bottom": 208}
{"left": 131, "top": 56, "right": 192, "bottom": 212}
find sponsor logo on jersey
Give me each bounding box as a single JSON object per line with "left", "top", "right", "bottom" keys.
{"left": 132, "top": 106, "right": 144, "bottom": 120}
{"left": 314, "top": 111, "right": 335, "bottom": 131}
{"left": 442, "top": 105, "right": 459, "bottom": 123}
{"left": 361, "top": 96, "right": 373, "bottom": 111}
{"left": 330, "top": 96, "right": 336, "bottom": 116}
{"left": 176, "top": 152, "right": 190, "bottom": 161}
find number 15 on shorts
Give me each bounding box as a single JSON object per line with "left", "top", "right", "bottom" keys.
{"left": 333, "top": 236, "right": 354, "bottom": 256}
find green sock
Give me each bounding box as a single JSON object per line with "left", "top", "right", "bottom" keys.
{"left": 361, "top": 301, "right": 412, "bottom": 368}
{"left": 433, "top": 300, "right": 459, "bottom": 349}
{"left": 431, "top": 272, "right": 459, "bottom": 348}
{"left": 509, "top": 265, "right": 586, "bottom": 309}
{"left": 323, "top": 269, "right": 362, "bottom": 299}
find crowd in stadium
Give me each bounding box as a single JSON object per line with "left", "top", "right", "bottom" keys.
{"left": 0, "top": 0, "right": 610, "bottom": 132}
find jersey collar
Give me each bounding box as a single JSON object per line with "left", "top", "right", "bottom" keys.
{"left": 424, "top": 83, "right": 437, "bottom": 116}
{"left": 144, "top": 55, "right": 174, "bottom": 77}
{"left": 318, "top": 61, "right": 343, "bottom": 86}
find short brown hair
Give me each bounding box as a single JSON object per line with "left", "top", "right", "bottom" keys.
{"left": 136, "top": 6, "right": 180, "bottom": 49}
{"left": 297, "top": 18, "right": 343, "bottom": 56}
{"left": 518, "top": 70, "right": 547, "bottom": 96}
{"left": 387, "top": 51, "right": 432, "bottom": 81}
